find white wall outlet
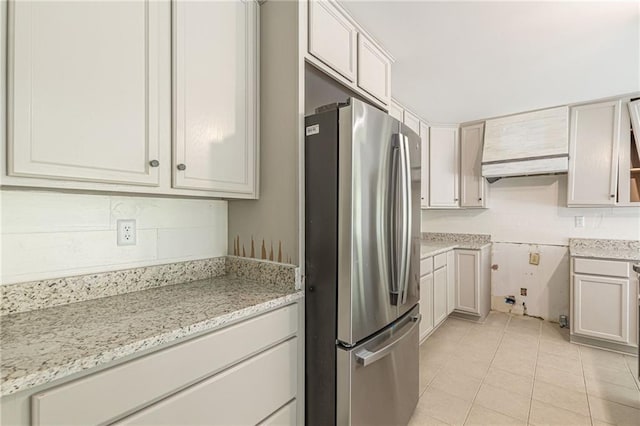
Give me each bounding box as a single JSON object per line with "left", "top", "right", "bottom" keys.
{"left": 117, "top": 219, "right": 137, "bottom": 246}
{"left": 575, "top": 216, "right": 585, "bottom": 228}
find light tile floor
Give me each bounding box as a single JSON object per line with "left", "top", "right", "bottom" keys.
{"left": 410, "top": 312, "right": 640, "bottom": 425}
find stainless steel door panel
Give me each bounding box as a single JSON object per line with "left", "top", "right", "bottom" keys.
{"left": 398, "top": 124, "right": 422, "bottom": 319}
{"left": 336, "top": 306, "right": 420, "bottom": 426}
{"left": 337, "top": 99, "right": 401, "bottom": 345}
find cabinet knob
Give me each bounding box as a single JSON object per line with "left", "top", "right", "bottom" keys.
{"left": 149, "top": 160, "right": 159, "bottom": 167}
{"left": 454, "top": 198, "right": 459, "bottom": 201}
{"left": 177, "top": 164, "right": 187, "bottom": 171}
{"left": 478, "top": 198, "right": 482, "bottom": 201}
{"left": 610, "top": 194, "right": 615, "bottom": 198}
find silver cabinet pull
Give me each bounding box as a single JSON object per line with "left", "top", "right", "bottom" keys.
{"left": 177, "top": 164, "right": 186, "bottom": 171}
{"left": 149, "top": 160, "right": 159, "bottom": 167}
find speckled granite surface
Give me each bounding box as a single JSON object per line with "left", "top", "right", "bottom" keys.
{"left": 420, "top": 233, "right": 492, "bottom": 257}
{"left": 0, "top": 274, "right": 302, "bottom": 397}
{"left": 569, "top": 238, "right": 640, "bottom": 261}
{"left": 1, "top": 258, "right": 226, "bottom": 316}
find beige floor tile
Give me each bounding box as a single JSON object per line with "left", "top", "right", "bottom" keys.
{"left": 583, "top": 363, "right": 639, "bottom": 390}
{"left": 537, "top": 351, "right": 583, "bottom": 377}
{"left": 495, "top": 344, "right": 538, "bottom": 363}
{"left": 482, "top": 312, "right": 510, "bottom": 329}
{"left": 483, "top": 366, "right": 534, "bottom": 397}
{"left": 528, "top": 400, "right": 591, "bottom": 426}
{"left": 504, "top": 325, "right": 541, "bottom": 339}
{"left": 464, "top": 404, "right": 526, "bottom": 426}
{"left": 500, "top": 332, "right": 540, "bottom": 351}
{"left": 420, "top": 362, "right": 443, "bottom": 395}
{"left": 507, "top": 316, "right": 542, "bottom": 332}
{"left": 430, "top": 368, "right": 483, "bottom": 402}
{"left": 540, "top": 323, "right": 570, "bottom": 342}
{"left": 408, "top": 412, "right": 451, "bottom": 426}
{"left": 591, "top": 421, "right": 615, "bottom": 426}
{"left": 535, "top": 364, "right": 586, "bottom": 393}
{"left": 491, "top": 350, "right": 537, "bottom": 377}
{"left": 579, "top": 346, "right": 629, "bottom": 372}
{"left": 474, "top": 383, "right": 531, "bottom": 421}
{"left": 585, "top": 376, "right": 640, "bottom": 409}
{"left": 442, "top": 355, "right": 491, "bottom": 380}
{"left": 588, "top": 395, "right": 640, "bottom": 425}
{"left": 624, "top": 355, "right": 639, "bottom": 382}
{"left": 417, "top": 387, "right": 473, "bottom": 425}
{"left": 431, "top": 324, "right": 469, "bottom": 343}
{"left": 443, "top": 318, "right": 476, "bottom": 331}
{"left": 538, "top": 339, "right": 580, "bottom": 361}
{"left": 424, "top": 335, "right": 464, "bottom": 353}
{"left": 532, "top": 380, "right": 590, "bottom": 416}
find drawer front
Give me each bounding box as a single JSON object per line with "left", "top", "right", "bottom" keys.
{"left": 420, "top": 257, "right": 433, "bottom": 276}
{"left": 259, "top": 398, "right": 297, "bottom": 425}
{"left": 115, "top": 339, "right": 298, "bottom": 426}
{"left": 434, "top": 252, "right": 447, "bottom": 270}
{"left": 574, "top": 258, "right": 629, "bottom": 278}
{"left": 32, "top": 304, "right": 298, "bottom": 426}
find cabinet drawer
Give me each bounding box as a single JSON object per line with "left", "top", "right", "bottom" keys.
{"left": 434, "top": 253, "right": 447, "bottom": 270}
{"left": 260, "top": 398, "right": 297, "bottom": 425}
{"left": 421, "top": 257, "right": 433, "bottom": 276}
{"left": 32, "top": 304, "right": 298, "bottom": 426}
{"left": 115, "top": 339, "right": 297, "bottom": 426}
{"left": 574, "top": 258, "right": 629, "bottom": 278}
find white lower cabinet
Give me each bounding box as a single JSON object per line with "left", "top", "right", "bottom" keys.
{"left": 433, "top": 266, "right": 448, "bottom": 326}
{"left": 446, "top": 250, "right": 455, "bottom": 315}
{"left": 571, "top": 257, "right": 638, "bottom": 352}
{"left": 419, "top": 265, "right": 434, "bottom": 342}
{"left": 453, "top": 247, "right": 491, "bottom": 319}
{"left": 30, "top": 304, "right": 301, "bottom": 426}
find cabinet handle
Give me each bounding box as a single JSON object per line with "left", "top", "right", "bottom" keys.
{"left": 177, "top": 164, "right": 187, "bottom": 171}
{"left": 454, "top": 198, "right": 459, "bottom": 201}
{"left": 610, "top": 194, "right": 615, "bottom": 198}
{"left": 478, "top": 198, "right": 482, "bottom": 201}
{"left": 149, "top": 160, "right": 159, "bottom": 167}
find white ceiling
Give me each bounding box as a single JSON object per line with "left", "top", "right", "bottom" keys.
{"left": 339, "top": 1, "right": 640, "bottom": 124}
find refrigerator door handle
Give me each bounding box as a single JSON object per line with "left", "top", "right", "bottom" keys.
{"left": 389, "top": 135, "right": 402, "bottom": 302}
{"left": 398, "top": 134, "right": 412, "bottom": 305}
{"left": 355, "top": 314, "right": 421, "bottom": 367}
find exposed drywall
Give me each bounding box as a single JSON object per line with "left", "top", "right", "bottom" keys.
{"left": 0, "top": 190, "right": 228, "bottom": 284}
{"left": 227, "top": 1, "right": 301, "bottom": 265}
{"left": 422, "top": 175, "right": 640, "bottom": 320}
{"left": 341, "top": 1, "right": 640, "bottom": 124}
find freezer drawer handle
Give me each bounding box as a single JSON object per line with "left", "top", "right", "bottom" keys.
{"left": 355, "top": 314, "right": 421, "bottom": 367}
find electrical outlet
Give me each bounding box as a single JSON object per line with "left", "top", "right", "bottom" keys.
{"left": 575, "top": 216, "right": 585, "bottom": 228}
{"left": 117, "top": 219, "right": 137, "bottom": 246}
{"left": 520, "top": 288, "right": 527, "bottom": 296}
{"left": 529, "top": 252, "right": 540, "bottom": 265}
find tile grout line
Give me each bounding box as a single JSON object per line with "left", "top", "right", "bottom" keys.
{"left": 578, "top": 346, "right": 595, "bottom": 426}
{"left": 525, "top": 319, "right": 543, "bottom": 426}
{"left": 461, "top": 314, "right": 511, "bottom": 425}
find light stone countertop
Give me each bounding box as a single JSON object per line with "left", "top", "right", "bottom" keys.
{"left": 420, "top": 240, "right": 492, "bottom": 259}
{"left": 569, "top": 238, "right": 640, "bottom": 262}
{"left": 0, "top": 275, "right": 302, "bottom": 397}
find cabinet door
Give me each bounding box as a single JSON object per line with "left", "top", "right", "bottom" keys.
{"left": 8, "top": 1, "right": 161, "bottom": 186}
{"left": 433, "top": 267, "right": 448, "bottom": 326}
{"left": 573, "top": 274, "right": 629, "bottom": 343}
{"left": 568, "top": 100, "right": 621, "bottom": 205}
{"left": 455, "top": 250, "right": 479, "bottom": 314}
{"left": 419, "top": 273, "right": 434, "bottom": 341}
{"left": 420, "top": 122, "right": 430, "bottom": 209}
{"left": 429, "top": 127, "right": 460, "bottom": 207}
{"left": 460, "top": 123, "right": 486, "bottom": 208}
{"left": 446, "top": 250, "right": 455, "bottom": 314}
{"left": 308, "top": 0, "right": 357, "bottom": 82}
{"left": 173, "top": 0, "right": 258, "bottom": 195}
{"left": 357, "top": 34, "right": 391, "bottom": 105}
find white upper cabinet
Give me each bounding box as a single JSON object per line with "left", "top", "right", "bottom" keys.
{"left": 429, "top": 126, "right": 459, "bottom": 208}
{"left": 357, "top": 34, "right": 391, "bottom": 105}
{"left": 7, "top": 0, "right": 161, "bottom": 186}
{"left": 389, "top": 100, "right": 404, "bottom": 122}
{"left": 420, "top": 122, "right": 430, "bottom": 209}
{"left": 403, "top": 110, "right": 421, "bottom": 136}
{"left": 460, "top": 123, "right": 486, "bottom": 208}
{"left": 308, "top": 0, "right": 357, "bottom": 82}
{"left": 568, "top": 100, "right": 621, "bottom": 206}
{"left": 172, "top": 0, "right": 258, "bottom": 196}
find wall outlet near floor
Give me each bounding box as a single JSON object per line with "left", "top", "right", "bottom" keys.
{"left": 117, "top": 219, "right": 137, "bottom": 246}
{"left": 529, "top": 252, "right": 540, "bottom": 265}
{"left": 575, "top": 216, "right": 585, "bottom": 228}
{"left": 520, "top": 288, "right": 527, "bottom": 296}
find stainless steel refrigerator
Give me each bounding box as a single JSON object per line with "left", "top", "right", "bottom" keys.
{"left": 305, "top": 98, "right": 422, "bottom": 426}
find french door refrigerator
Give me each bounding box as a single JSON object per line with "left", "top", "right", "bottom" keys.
{"left": 305, "top": 98, "right": 422, "bottom": 426}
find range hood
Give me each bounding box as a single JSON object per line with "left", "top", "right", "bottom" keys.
{"left": 482, "top": 106, "right": 570, "bottom": 181}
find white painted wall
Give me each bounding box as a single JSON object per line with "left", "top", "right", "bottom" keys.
{"left": 422, "top": 175, "right": 640, "bottom": 320}
{"left": 0, "top": 190, "right": 228, "bottom": 284}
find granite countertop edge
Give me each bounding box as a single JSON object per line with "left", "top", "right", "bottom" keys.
{"left": 420, "top": 240, "right": 491, "bottom": 258}
{"left": 569, "top": 248, "right": 640, "bottom": 262}
{"left": 1, "top": 291, "right": 303, "bottom": 397}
